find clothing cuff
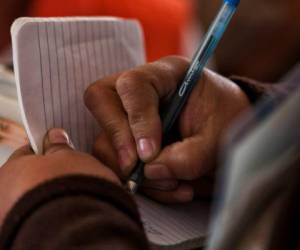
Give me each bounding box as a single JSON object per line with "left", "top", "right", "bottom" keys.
{"left": 0, "top": 175, "right": 141, "bottom": 249}
{"left": 230, "top": 75, "right": 277, "bottom": 104}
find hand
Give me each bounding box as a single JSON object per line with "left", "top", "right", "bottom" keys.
{"left": 85, "top": 56, "right": 250, "bottom": 203}
{"left": 0, "top": 128, "right": 120, "bottom": 226}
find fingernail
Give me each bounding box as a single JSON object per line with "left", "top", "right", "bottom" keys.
{"left": 118, "top": 147, "right": 133, "bottom": 170}
{"left": 137, "top": 138, "right": 155, "bottom": 160}
{"left": 47, "top": 128, "right": 70, "bottom": 145}
{"left": 177, "top": 186, "right": 194, "bottom": 202}
{"left": 145, "top": 164, "right": 173, "bottom": 180}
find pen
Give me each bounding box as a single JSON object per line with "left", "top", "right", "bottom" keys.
{"left": 127, "top": 0, "right": 240, "bottom": 193}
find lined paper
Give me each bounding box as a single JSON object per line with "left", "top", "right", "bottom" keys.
{"left": 136, "top": 195, "right": 210, "bottom": 250}
{"left": 12, "top": 17, "right": 145, "bottom": 153}
{"left": 12, "top": 17, "right": 209, "bottom": 249}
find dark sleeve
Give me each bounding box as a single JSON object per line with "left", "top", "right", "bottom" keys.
{"left": 0, "top": 175, "right": 149, "bottom": 250}
{"left": 229, "top": 76, "right": 280, "bottom": 104}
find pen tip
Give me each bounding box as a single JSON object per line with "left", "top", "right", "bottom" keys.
{"left": 127, "top": 180, "right": 138, "bottom": 194}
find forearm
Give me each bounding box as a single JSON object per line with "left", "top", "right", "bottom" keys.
{"left": 0, "top": 175, "right": 149, "bottom": 250}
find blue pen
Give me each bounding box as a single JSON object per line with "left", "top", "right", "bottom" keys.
{"left": 127, "top": 0, "right": 240, "bottom": 193}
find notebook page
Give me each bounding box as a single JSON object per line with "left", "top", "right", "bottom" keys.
{"left": 136, "top": 195, "right": 210, "bottom": 250}
{"left": 11, "top": 17, "right": 145, "bottom": 153}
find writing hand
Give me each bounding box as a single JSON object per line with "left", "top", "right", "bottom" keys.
{"left": 85, "top": 56, "right": 250, "bottom": 203}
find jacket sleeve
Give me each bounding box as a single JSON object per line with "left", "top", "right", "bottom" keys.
{"left": 0, "top": 175, "right": 150, "bottom": 250}
{"left": 230, "top": 76, "right": 284, "bottom": 104}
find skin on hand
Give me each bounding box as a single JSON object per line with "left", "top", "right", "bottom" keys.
{"left": 85, "top": 56, "right": 250, "bottom": 203}
{"left": 0, "top": 128, "right": 120, "bottom": 226}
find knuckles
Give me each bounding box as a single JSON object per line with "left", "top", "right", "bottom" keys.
{"left": 116, "top": 69, "right": 157, "bottom": 99}
{"left": 127, "top": 111, "right": 149, "bottom": 129}
{"left": 84, "top": 81, "right": 115, "bottom": 112}
{"left": 102, "top": 119, "right": 125, "bottom": 142}
{"left": 116, "top": 70, "right": 159, "bottom": 120}
{"left": 84, "top": 82, "right": 102, "bottom": 110}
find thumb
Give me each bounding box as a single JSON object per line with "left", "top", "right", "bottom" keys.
{"left": 144, "top": 136, "right": 213, "bottom": 180}
{"left": 43, "top": 128, "right": 75, "bottom": 155}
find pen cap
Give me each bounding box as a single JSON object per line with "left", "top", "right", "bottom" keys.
{"left": 224, "top": 0, "right": 240, "bottom": 7}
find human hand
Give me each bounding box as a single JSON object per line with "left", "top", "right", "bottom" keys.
{"left": 0, "top": 128, "right": 120, "bottom": 226}
{"left": 85, "top": 56, "right": 250, "bottom": 203}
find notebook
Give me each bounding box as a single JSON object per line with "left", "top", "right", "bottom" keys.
{"left": 11, "top": 17, "right": 210, "bottom": 249}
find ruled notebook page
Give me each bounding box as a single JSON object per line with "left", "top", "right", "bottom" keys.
{"left": 136, "top": 195, "right": 210, "bottom": 250}
{"left": 12, "top": 17, "right": 209, "bottom": 249}
{"left": 12, "top": 17, "right": 145, "bottom": 153}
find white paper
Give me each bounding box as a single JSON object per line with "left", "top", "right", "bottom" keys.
{"left": 136, "top": 195, "right": 210, "bottom": 250}
{"left": 12, "top": 17, "right": 145, "bottom": 153}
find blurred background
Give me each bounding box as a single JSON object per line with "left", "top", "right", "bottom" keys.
{"left": 0, "top": 0, "right": 300, "bottom": 164}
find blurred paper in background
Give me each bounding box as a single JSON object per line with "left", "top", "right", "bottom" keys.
{"left": 0, "top": 65, "right": 23, "bottom": 166}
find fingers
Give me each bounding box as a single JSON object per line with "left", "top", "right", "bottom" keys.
{"left": 7, "top": 128, "right": 75, "bottom": 160}
{"left": 142, "top": 179, "right": 179, "bottom": 191}
{"left": 85, "top": 75, "right": 137, "bottom": 171}
{"left": 116, "top": 70, "right": 161, "bottom": 161}
{"left": 85, "top": 56, "right": 190, "bottom": 170}
{"left": 145, "top": 136, "right": 213, "bottom": 181}
{"left": 43, "top": 128, "right": 74, "bottom": 155}
{"left": 92, "top": 132, "right": 124, "bottom": 178}
{"left": 142, "top": 183, "right": 194, "bottom": 204}
{"left": 115, "top": 57, "right": 189, "bottom": 162}
{"left": 142, "top": 178, "right": 215, "bottom": 204}
{"left": 7, "top": 129, "right": 75, "bottom": 161}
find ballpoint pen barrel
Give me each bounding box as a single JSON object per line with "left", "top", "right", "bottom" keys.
{"left": 162, "top": 2, "right": 237, "bottom": 135}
